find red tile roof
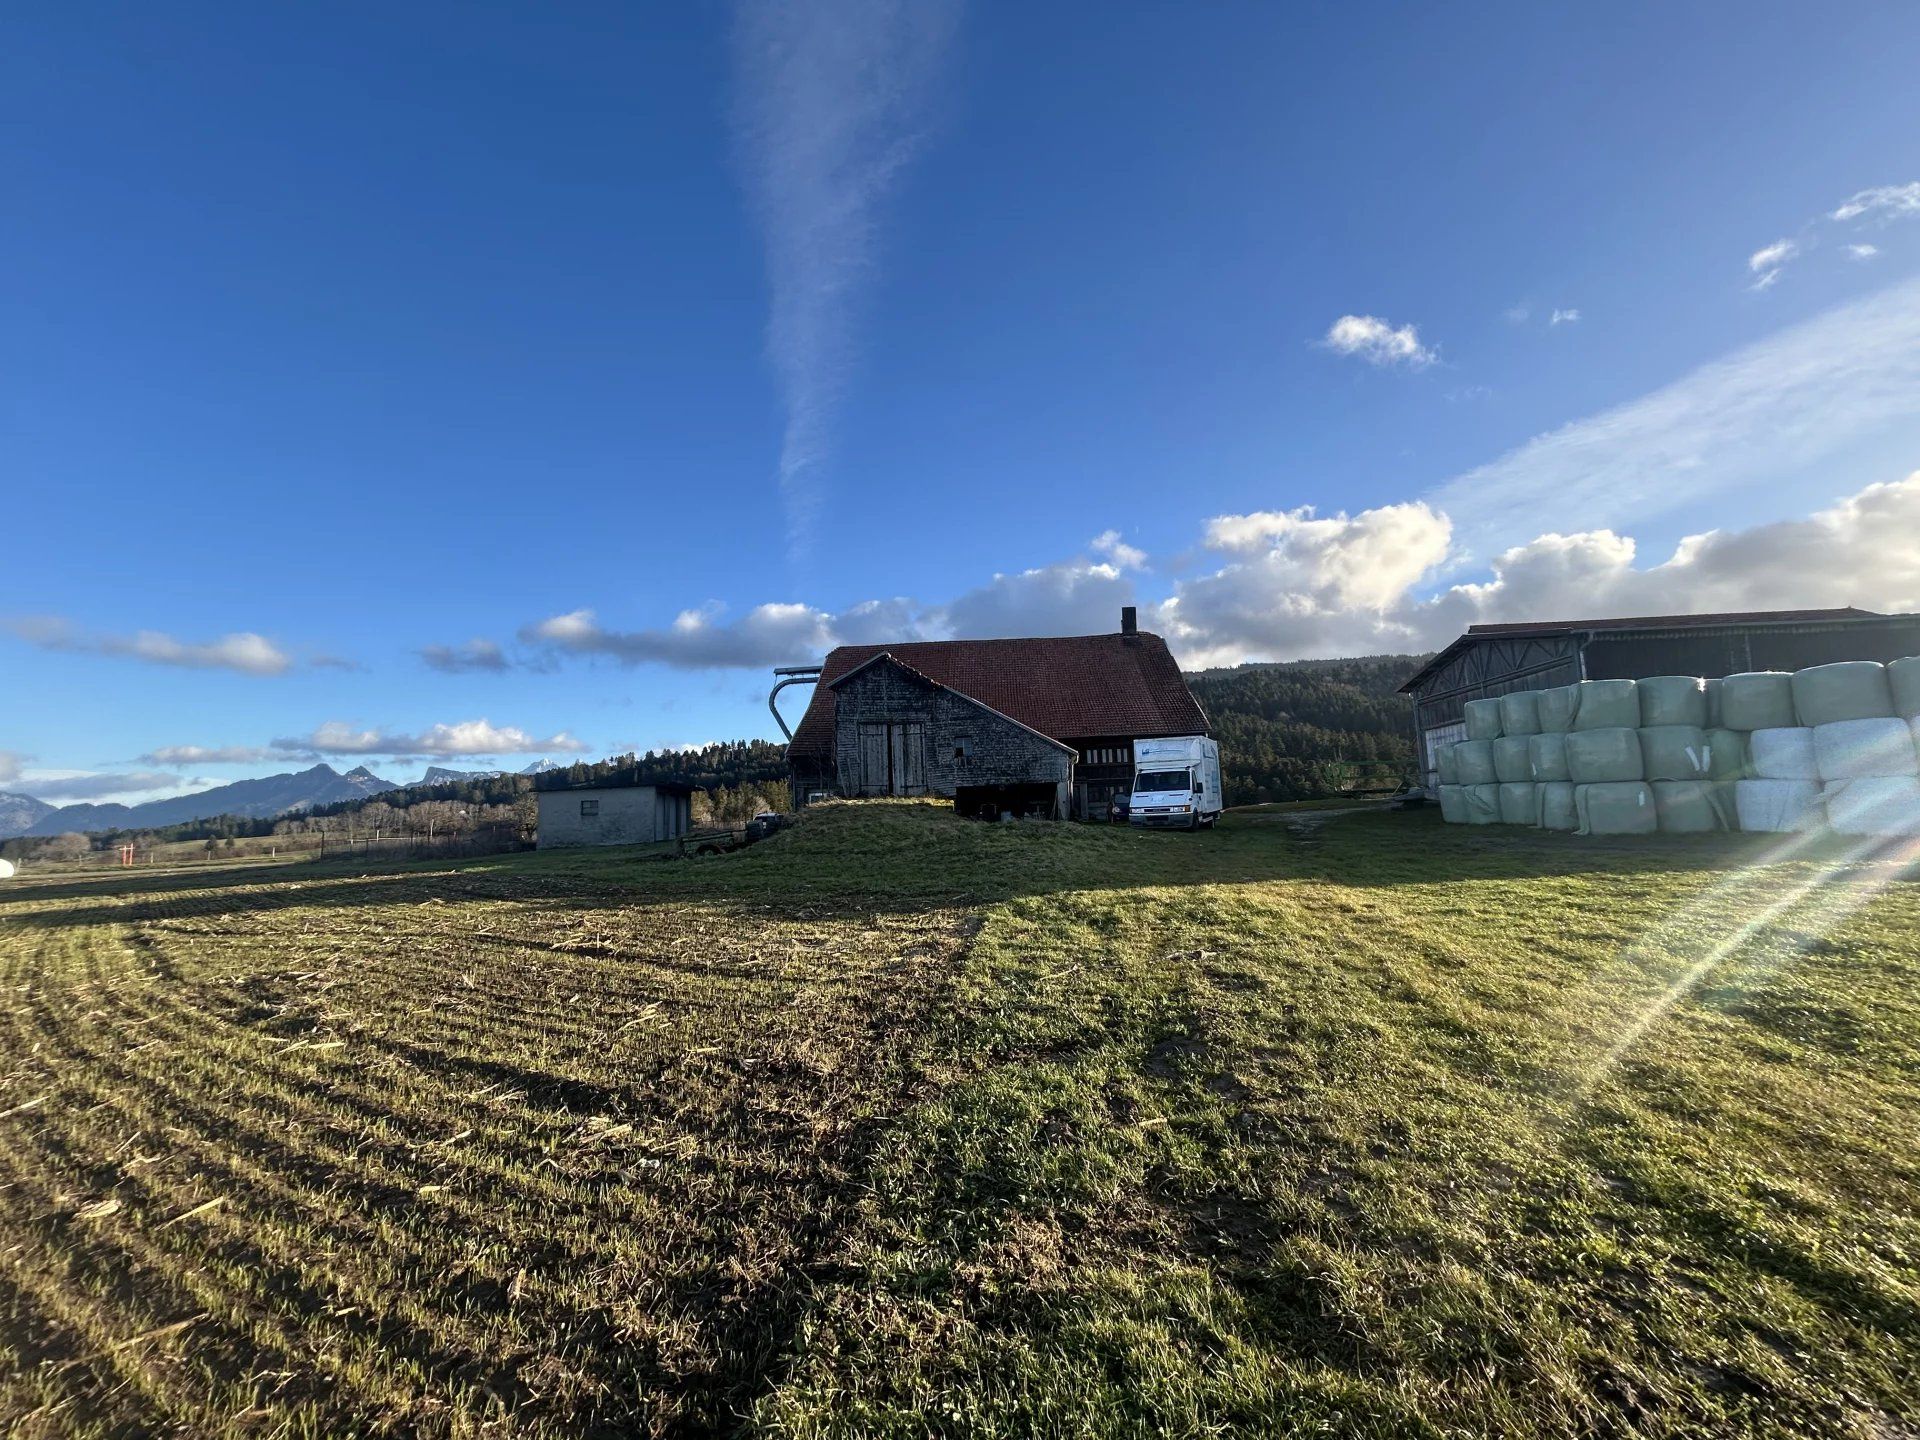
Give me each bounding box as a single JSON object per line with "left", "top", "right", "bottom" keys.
{"left": 787, "top": 631, "right": 1208, "bottom": 763}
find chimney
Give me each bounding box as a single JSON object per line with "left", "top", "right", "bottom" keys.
{"left": 1120, "top": 605, "right": 1138, "bottom": 636}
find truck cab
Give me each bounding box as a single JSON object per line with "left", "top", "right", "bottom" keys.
{"left": 1128, "top": 735, "right": 1223, "bottom": 830}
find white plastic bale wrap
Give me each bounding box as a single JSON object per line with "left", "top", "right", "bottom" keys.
{"left": 1464, "top": 698, "right": 1504, "bottom": 742}
{"left": 1749, "top": 728, "right": 1819, "bottom": 781}
{"left": 1437, "top": 784, "right": 1468, "bottom": 824}
{"left": 1791, "top": 661, "right": 1893, "bottom": 727}
{"left": 1575, "top": 781, "right": 1658, "bottom": 836}
{"left": 1436, "top": 744, "right": 1460, "bottom": 787}
{"left": 1453, "top": 740, "right": 1498, "bottom": 786}
{"left": 1536, "top": 781, "right": 1578, "bottom": 832}
{"left": 1565, "top": 727, "right": 1644, "bottom": 784}
{"left": 1813, "top": 718, "right": 1919, "bottom": 780}
{"left": 1498, "top": 782, "right": 1539, "bottom": 825}
{"left": 1464, "top": 784, "right": 1502, "bottom": 825}
{"left": 1493, "top": 736, "right": 1535, "bottom": 783}
{"left": 1703, "top": 677, "right": 1724, "bottom": 729}
{"left": 1639, "top": 676, "right": 1708, "bottom": 728}
{"left": 1639, "top": 725, "right": 1712, "bottom": 782}
{"left": 1704, "top": 728, "right": 1750, "bottom": 780}
{"left": 1653, "top": 780, "right": 1737, "bottom": 833}
{"left": 1891, "top": 656, "right": 1920, "bottom": 719}
{"left": 1823, "top": 777, "right": 1920, "bottom": 837}
{"left": 1734, "top": 779, "right": 1824, "bottom": 833}
{"left": 1535, "top": 685, "right": 1579, "bottom": 733}
{"left": 1718, "top": 672, "right": 1797, "bottom": 732}
{"left": 1527, "top": 732, "right": 1570, "bottom": 783}
{"left": 1497, "top": 690, "right": 1541, "bottom": 737}
{"left": 1570, "top": 679, "right": 1640, "bottom": 731}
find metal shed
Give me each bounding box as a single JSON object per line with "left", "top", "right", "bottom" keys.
{"left": 1398, "top": 608, "right": 1920, "bottom": 786}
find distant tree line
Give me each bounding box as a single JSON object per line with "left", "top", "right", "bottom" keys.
{"left": 1187, "top": 654, "right": 1427, "bottom": 805}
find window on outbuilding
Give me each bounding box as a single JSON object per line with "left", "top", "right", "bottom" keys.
{"left": 953, "top": 735, "right": 972, "bottom": 760}
{"left": 580, "top": 798, "right": 599, "bottom": 817}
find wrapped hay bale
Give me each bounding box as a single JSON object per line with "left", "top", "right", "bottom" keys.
{"left": 1565, "top": 727, "right": 1644, "bottom": 784}
{"left": 1653, "top": 780, "right": 1737, "bottom": 833}
{"left": 1535, "top": 684, "right": 1579, "bottom": 733}
{"left": 1436, "top": 744, "right": 1461, "bottom": 787}
{"left": 1813, "top": 717, "right": 1919, "bottom": 780}
{"left": 1704, "top": 677, "right": 1724, "bottom": 729}
{"left": 1498, "top": 690, "right": 1541, "bottom": 736}
{"left": 1527, "top": 732, "right": 1570, "bottom": 783}
{"left": 1437, "top": 784, "right": 1468, "bottom": 824}
{"left": 1791, "top": 660, "right": 1893, "bottom": 727}
{"left": 1704, "top": 728, "right": 1749, "bottom": 780}
{"left": 1571, "top": 679, "right": 1640, "bottom": 731}
{"left": 1498, "top": 782, "right": 1538, "bottom": 825}
{"left": 1824, "top": 777, "right": 1920, "bottom": 837}
{"left": 1464, "top": 698, "right": 1504, "bottom": 742}
{"left": 1575, "top": 781, "right": 1657, "bottom": 836}
{"left": 1453, "top": 740, "right": 1498, "bottom": 786}
{"left": 1639, "top": 675, "right": 1708, "bottom": 728}
{"left": 1493, "top": 736, "right": 1535, "bottom": 783}
{"left": 1734, "top": 779, "right": 1824, "bottom": 833}
{"left": 1891, "top": 656, "right": 1920, "bottom": 719}
{"left": 1749, "top": 727, "right": 1818, "bottom": 781}
{"left": 1536, "top": 781, "right": 1578, "bottom": 832}
{"left": 1719, "top": 672, "right": 1796, "bottom": 732}
{"left": 1464, "top": 783, "right": 1502, "bottom": 825}
{"left": 1639, "top": 725, "right": 1711, "bottom": 782}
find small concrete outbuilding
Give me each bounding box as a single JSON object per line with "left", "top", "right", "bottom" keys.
{"left": 535, "top": 781, "right": 694, "bottom": 849}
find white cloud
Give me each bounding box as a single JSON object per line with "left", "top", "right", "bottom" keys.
{"left": 1847, "top": 243, "right": 1880, "bottom": 261}
{"left": 1550, "top": 308, "right": 1581, "bottom": 326}
{"left": 730, "top": 0, "right": 960, "bottom": 561}
{"left": 1322, "top": 314, "right": 1437, "bottom": 368}
{"left": 5, "top": 616, "right": 296, "bottom": 675}
{"left": 937, "top": 559, "right": 1134, "bottom": 641}
{"left": 15, "top": 770, "right": 189, "bottom": 802}
{"left": 1155, "top": 502, "right": 1453, "bottom": 667}
{"left": 273, "top": 721, "right": 589, "bottom": 758}
{"left": 418, "top": 638, "right": 511, "bottom": 673}
{"left": 1504, "top": 304, "right": 1531, "bottom": 324}
{"left": 1830, "top": 182, "right": 1920, "bottom": 223}
{"left": 523, "top": 603, "right": 846, "bottom": 670}
{"left": 1090, "top": 530, "right": 1148, "bottom": 570}
{"left": 1426, "top": 274, "right": 1920, "bottom": 558}
{"left": 137, "top": 745, "right": 307, "bottom": 767}
{"left": 0, "top": 750, "right": 26, "bottom": 786}
{"left": 1748, "top": 237, "right": 1798, "bottom": 289}
{"left": 1149, "top": 472, "right": 1920, "bottom": 667}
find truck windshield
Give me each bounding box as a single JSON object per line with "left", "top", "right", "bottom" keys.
{"left": 1134, "top": 769, "right": 1191, "bottom": 792}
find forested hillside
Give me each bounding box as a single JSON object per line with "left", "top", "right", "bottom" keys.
{"left": 1189, "top": 653, "right": 1427, "bottom": 804}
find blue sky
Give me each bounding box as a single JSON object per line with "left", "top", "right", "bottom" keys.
{"left": 5, "top": 1, "right": 1920, "bottom": 804}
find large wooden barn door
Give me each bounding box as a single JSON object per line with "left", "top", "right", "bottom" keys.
{"left": 856, "top": 721, "right": 927, "bottom": 795}
{"left": 891, "top": 722, "right": 926, "bottom": 795}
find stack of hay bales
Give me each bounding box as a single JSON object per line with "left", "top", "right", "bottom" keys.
{"left": 1430, "top": 655, "right": 1920, "bottom": 838}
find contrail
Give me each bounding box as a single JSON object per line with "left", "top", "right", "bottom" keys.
{"left": 730, "top": 0, "right": 961, "bottom": 566}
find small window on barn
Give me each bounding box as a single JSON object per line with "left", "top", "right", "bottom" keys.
{"left": 954, "top": 735, "right": 972, "bottom": 760}
{"left": 580, "top": 798, "right": 599, "bottom": 818}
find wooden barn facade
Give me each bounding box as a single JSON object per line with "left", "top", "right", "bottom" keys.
{"left": 785, "top": 608, "right": 1209, "bottom": 820}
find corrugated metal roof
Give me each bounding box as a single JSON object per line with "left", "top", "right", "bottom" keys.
{"left": 1399, "top": 607, "right": 1895, "bottom": 693}
{"left": 787, "top": 631, "right": 1209, "bottom": 763}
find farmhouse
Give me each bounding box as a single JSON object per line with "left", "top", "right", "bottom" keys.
{"left": 784, "top": 608, "right": 1209, "bottom": 820}
{"left": 1400, "top": 606, "right": 1920, "bottom": 785}
{"left": 535, "top": 780, "right": 694, "bottom": 849}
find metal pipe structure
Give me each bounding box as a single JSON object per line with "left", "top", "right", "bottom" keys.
{"left": 768, "top": 666, "right": 822, "bottom": 742}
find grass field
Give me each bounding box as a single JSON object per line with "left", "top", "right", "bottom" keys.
{"left": 2, "top": 802, "right": 1918, "bottom": 1438}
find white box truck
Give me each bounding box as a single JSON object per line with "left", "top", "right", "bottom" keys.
{"left": 1128, "top": 736, "right": 1223, "bottom": 830}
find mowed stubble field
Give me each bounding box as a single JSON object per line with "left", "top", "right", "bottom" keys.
{"left": 2, "top": 803, "right": 1918, "bottom": 1438}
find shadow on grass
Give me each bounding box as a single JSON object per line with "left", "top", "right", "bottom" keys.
{"left": 6, "top": 807, "right": 1914, "bottom": 934}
